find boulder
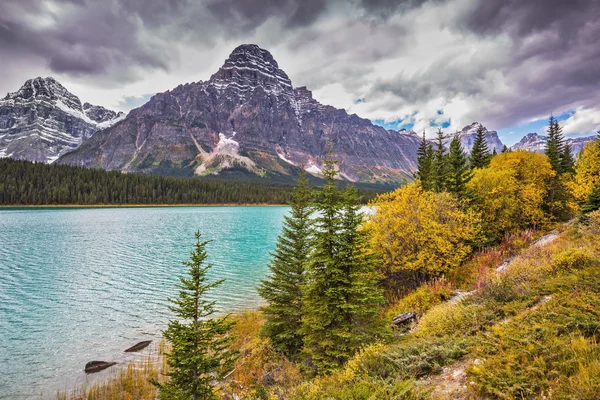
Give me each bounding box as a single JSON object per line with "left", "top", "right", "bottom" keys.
{"left": 124, "top": 340, "right": 152, "bottom": 352}
{"left": 85, "top": 361, "right": 117, "bottom": 374}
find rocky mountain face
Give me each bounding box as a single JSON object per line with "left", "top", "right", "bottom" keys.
{"left": 0, "top": 77, "right": 124, "bottom": 163}
{"left": 58, "top": 44, "right": 421, "bottom": 183}
{"left": 444, "top": 122, "right": 504, "bottom": 154}
{"left": 511, "top": 132, "right": 596, "bottom": 155}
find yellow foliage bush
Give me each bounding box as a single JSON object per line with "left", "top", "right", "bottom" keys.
{"left": 366, "top": 182, "right": 481, "bottom": 284}
{"left": 571, "top": 139, "right": 600, "bottom": 203}
{"left": 468, "top": 151, "right": 555, "bottom": 240}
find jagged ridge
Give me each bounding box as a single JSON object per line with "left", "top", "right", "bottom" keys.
{"left": 0, "top": 77, "right": 124, "bottom": 162}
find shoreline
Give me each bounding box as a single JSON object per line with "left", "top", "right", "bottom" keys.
{"left": 0, "top": 203, "right": 288, "bottom": 208}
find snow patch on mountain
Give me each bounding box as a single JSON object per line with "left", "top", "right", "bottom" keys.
{"left": 306, "top": 164, "right": 323, "bottom": 175}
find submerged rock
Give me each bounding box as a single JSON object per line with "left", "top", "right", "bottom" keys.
{"left": 124, "top": 340, "right": 152, "bottom": 352}
{"left": 84, "top": 361, "right": 117, "bottom": 374}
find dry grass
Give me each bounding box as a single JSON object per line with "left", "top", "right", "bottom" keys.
{"left": 56, "top": 342, "right": 168, "bottom": 400}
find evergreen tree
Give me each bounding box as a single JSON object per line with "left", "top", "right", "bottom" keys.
{"left": 581, "top": 183, "right": 600, "bottom": 216}
{"left": 258, "top": 171, "right": 313, "bottom": 358}
{"left": 492, "top": 147, "right": 497, "bottom": 157}
{"left": 502, "top": 144, "right": 509, "bottom": 153}
{"left": 415, "top": 131, "right": 434, "bottom": 190}
{"left": 470, "top": 125, "right": 491, "bottom": 169}
{"left": 301, "top": 145, "right": 384, "bottom": 374}
{"left": 446, "top": 134, "right": 472, "bottom": 199}
{"left": 545, "top": 115, "right": 565, "bottom": 173}
{"left": 560, "top": 143, "right": 575, "bottom": 174}
{"left": 545, "top": 116, "right": 573, "bottom": 220}
{"left": 432, "top": 128, "right": 449, "bottom": 192}
{"left": 156, "top": 233, "right": 238, "bottom": 400}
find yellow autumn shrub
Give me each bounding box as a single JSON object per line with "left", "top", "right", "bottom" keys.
{"left": 366, "top": 183, "right": 481, "bottom": 281}
{"left": 571, "top": 138, "right": 600, "bottom": 203}
{"left": 468, "top": 151, "right": 555, "bottom": 240}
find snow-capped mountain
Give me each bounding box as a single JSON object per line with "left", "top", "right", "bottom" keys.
{"left": 444, "top": 122, "right": 504, "bottom": 154}
{"left": 59, "top": 44, "right": 421, "bottom": 183}
{"left": 511, "top": 132, "right": 597, "bottom": 155}
{"left": 0, "top": 77, "right": 124, "bottom": 163}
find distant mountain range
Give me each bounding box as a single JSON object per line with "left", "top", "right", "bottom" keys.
{"left": 511, "top": 132, "right": 596, "bottom": 155}
{"left": 0, "top": 77, "right": 124, "bottom": 163}
{"left": 443, "top": 122, "right": 504, "bottom": 154}
{"left": 0, "top": 45, "right": 597, "bottom": 182}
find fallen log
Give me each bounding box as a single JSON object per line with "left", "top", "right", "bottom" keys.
{"left": 392, "top": 311, "right": 417, "bottom": 326}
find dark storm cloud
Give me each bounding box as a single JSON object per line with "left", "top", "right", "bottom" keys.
{"left": 206, "top": 0, "right": 328, "bottom": 29}
{"left": 462, "top": 0, "right": 600, "bottom": 39}
{"left": 0, "top": 0, "right": 174, "bottom": 85}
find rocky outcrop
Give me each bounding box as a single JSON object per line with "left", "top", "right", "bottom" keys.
{"left": 58, "top": 44, "right": 421, "bottom": 183}
{"left": 511, "top": 132, "right": 597, "bottom": 155}
{"left": 0, "top": 77, "right": 124, "bottom": 163}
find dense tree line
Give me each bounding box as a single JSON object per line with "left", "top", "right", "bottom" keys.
{"left": 0, "top": 159, "right": 385, "bottom": 205}
{"left": 0, "top": 158, "right": 293, "bottom": 205}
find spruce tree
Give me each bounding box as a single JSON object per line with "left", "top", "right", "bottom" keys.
{"left": 502, "top": 144, "right": 509, "bottom": 153}
{"left": 470, "top": 125, "right": 491, "bottom": 169}
{"left": 301, "top": 146, "right": 384, "bottom": 374}
{"left": 560, "top": 142, "right": 575, "bottom": 174}
{"left": 156, "top": 232, "right": 238, "bottom": 400}
{"left": 545, "top": 115, "right": 565, "bottom": 173}
{"left": 581, "top": 183, "right": 600, "bottom": 215}
{"left": 258, "top": 171, "right": 313, "bottom": 358}
{"left": 337, "top": 184, "right": 384, "bottom": 346}
{"left": 432, "top": 128, "right": 449, "bottom": 192}
{"left": 415, "top": 131, "right": 434, "bottom": 190}
{"left": 446, "top": 134, "right": 472, "bottom": 199}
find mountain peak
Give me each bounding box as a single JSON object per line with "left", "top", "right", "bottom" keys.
{"left": 208, "top": 44, "right": 293, "bottom": 97}
{"left": 229, "top": 44, "right": 280, "bottom": 68}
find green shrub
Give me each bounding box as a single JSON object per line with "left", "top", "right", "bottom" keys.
{"left": 379, "top": 336, "right": 469, "bottom": 380}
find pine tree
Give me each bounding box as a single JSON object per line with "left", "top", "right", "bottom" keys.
{"left": 470, "top": 125, "right": 491, "bottom": 169}
{"left": 581, "top": 183, "right": 600, "bottom": 215}
{"left": 432, "top": 128, "right": 449, "bottom": 192}
{"left": 560, "top": 142, "right": 575, "bottom": 174}
{"left": 545, "top": 115, "right": 565, "bottom": 173}
{"left": 492, "top": 147, "right": 497, "bottom": 157}
{"left": 258, "top": 171, "right": 313, "bottom": 358}
{"left": 415, "top": 131, "right": 434, "bottom": 190}
{"left": 301, "top": 145, "right": 384, "bottom": 374}
{"left": 446, "top": 134, "right": 472, "bottom": 199}
{"left": 502, "top": 144, "right": 509, "bottom": 153}
{"left": 156, "top": 232, "right": 238, "bottom": 400}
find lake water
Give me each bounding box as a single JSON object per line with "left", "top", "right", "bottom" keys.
{"left": 0, "top": 206, "right": 287, "bottom": 399}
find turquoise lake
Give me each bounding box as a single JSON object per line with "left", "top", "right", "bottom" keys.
{"left": 0, "top": 206, "right": 287, "bottom": 399}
